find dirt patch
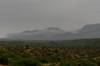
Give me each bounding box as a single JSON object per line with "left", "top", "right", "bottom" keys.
{"left": 0, "top": 64, "right": 7, "bottom": 66}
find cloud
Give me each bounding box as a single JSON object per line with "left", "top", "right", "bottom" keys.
{"left": 0, "top": 0, "right": 100, "bottom": 37}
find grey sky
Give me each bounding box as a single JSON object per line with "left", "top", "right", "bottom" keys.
{"left": 0, "top": 0, "right": 100, "bottom": 37}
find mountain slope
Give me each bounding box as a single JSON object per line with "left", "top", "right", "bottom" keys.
{"left": 5, "top": 23, "right": 100, "bottom": 40}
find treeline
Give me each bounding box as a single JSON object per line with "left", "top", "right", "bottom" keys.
{"left": 0, "top": 38, "right": 100, "bottom": 48}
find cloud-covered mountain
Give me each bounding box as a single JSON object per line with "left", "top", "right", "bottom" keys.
{"left": 5, "top": 23, "right": 100, "bottom": 40}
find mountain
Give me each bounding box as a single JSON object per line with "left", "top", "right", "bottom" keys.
{"left": 5, "top": 23, "right": 100, "bottom": 40}
{"left": 6, "top": 27, "right": 68, "bottom": 40}
{"left": 77, "top": 24, "right": 100, "bottom": 39}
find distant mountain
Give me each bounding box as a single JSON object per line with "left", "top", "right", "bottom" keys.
{"left": 5, "top": 23, "right": 100, "bottom": 40}
{"left": 77, "top": 24, "right": 100, "bottom": 39}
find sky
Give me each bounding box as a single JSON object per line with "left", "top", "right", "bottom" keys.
{"left": 0, "top": 0, "right": 100, "bottom": 37}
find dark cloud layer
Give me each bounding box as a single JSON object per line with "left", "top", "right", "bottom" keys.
{"left": 0, "top": 0, "right": 100, "bottom": 37}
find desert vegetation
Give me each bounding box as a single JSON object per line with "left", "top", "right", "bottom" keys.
{"left": 0, "top": 39, "right": 100, "bottom": 66}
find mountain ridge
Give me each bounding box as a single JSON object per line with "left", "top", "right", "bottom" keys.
{"left": 4, "top": 23, "right": 100, "bottom": 40}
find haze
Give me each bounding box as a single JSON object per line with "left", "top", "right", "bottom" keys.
{"left": 0, "top": 0, "right": 100, "bottom": 37}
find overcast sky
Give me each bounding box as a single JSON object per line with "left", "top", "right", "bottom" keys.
{"left": 0, "top": 0, "right": 100, "bottom": 37}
